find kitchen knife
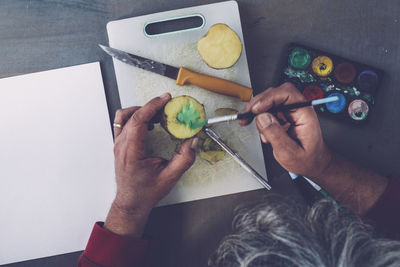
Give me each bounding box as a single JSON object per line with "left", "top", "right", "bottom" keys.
{"left": 99, "top": 45, "right": 253, "bottom": 101}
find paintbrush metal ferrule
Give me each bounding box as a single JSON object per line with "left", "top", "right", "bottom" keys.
{"left": 205, "top": 112, "right": 254, "bottom": 126}
{"left": 206, "top": 114, "right": 238, "bottom": 125}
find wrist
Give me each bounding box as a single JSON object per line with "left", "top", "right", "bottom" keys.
{"left": 303, "top": 143, "right": 333, "bottom": 179}
{"left": 313, "top": 146, "right": 335, "bottom": 179}
{"left": 308, "top": 152, "right": 388, "bottom": 215}
{"left": 104, "top": 200, "right": 151, "bottom": 238}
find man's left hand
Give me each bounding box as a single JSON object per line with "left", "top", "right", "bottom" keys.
{"left": 105, "top": 93, "right": 197, "bottom": 238}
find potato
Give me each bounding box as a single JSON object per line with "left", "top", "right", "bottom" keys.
{"left": 197, "top": 23, "right": 242, "bottom": 69}
{"left": 161, "top": 96, "right": 206, "bottom": 139}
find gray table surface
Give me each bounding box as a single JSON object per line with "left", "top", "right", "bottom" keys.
{"left": 1, "top": 0, "right": 399, "bottom": 266}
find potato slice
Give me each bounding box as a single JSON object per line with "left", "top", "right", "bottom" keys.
{"left": 200, "top": 150, "right": 225, "bottom": 165}
{"left": 202, "top": 137, "right": 222, "bottom": 151}
{"left": 196, "top": 130, "right": 208, "bottom": 140}
{"left": 197, "top": 24, "right": 242, "bottom": 69}
{"left": 162, "top": 95, "right": 206, "bottom": 139}
{"left": 199, "top": 137, "right": 225, "bottom": 164}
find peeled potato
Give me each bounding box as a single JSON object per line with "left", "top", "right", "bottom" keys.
{"left": 202, "top": 137, "right": 221, "bottom": 151}
{"left": 197, "top": 23, "right": 242, "bottom": 69}
{"left": 161, "top": 95, "right": 206, "bottom": 139}
{"left": 199, "top": 137, "right": 225, "bottom": 164}
{"left": 200, "top": 150, "right": 225, "bottom": 165}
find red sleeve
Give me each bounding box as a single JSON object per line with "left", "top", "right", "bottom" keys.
{"left": 78, "top": 222, "right": 149, "bottom": 267}
{"left": 363, "top": 176, "right": 400, "bottom": 240}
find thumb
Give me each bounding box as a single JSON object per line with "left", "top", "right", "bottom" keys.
{"left": 159, "top": 138, "right": 197, "bottom": 183}
{"left": 256, "top": 113, "right": 300, "bottom": 156}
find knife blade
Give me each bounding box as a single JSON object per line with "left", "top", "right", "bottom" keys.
{"left": 204, "top": 127, "right": 271, "bottom": 190}
{"left": 99, "top": 45, "right": 253, "bottom": 101}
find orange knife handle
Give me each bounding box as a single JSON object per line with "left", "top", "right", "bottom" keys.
{"left": 176, "top": 67, "right": 253, "bottom": 102}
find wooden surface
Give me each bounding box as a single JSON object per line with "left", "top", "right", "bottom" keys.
{"left": 1, "top": 0, "right": 400, "bottom": 266}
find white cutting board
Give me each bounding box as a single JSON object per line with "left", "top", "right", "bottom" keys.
{"left": 107, "top": 0, "right": 266, "bottom": 206}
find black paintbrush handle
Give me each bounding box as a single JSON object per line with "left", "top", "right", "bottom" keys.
{"left": 270, "top": 101, "right": 312, "bottom": 113}
{"left": 237, "top": 101, "right": 312, "bottom": 120}
{"left": 237, "top": 112, "right": 255, "bottom": 120}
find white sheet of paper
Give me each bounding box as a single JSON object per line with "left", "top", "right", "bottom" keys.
{"left": 0, "top": 62, "right": 115, "bottom": 264}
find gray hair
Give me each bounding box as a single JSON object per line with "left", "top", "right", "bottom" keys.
{"left": 209, "top": 195, "right": 400, "bottom": 267}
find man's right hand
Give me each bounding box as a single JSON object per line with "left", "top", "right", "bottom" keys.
{"left": 240, "top": 82, "right": 388, "bottom": 215}
{"left": 239, "top": 82, "right": 332, "bottom": 178}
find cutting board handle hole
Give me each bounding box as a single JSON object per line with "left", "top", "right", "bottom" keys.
{"left": 144, "top": 14, "right": 204, "bottom": 37}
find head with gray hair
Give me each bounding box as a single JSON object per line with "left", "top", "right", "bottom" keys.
{"left": 209, "top": 194, "right": 400, "bottom": 267}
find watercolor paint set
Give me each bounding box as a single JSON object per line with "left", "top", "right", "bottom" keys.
{"left": 279, "top": 43, "right": 383, "bottom": 124}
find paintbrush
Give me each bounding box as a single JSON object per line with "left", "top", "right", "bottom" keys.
{"left": 204, "top": 127, "right": 272, "bottom": 190}
{"left": 199, "top": 95, "right": 339, "bottom": 126}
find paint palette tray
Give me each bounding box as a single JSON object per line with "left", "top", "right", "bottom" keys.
{"left": 279, "top": 43, "right": 383, "bottom": 124}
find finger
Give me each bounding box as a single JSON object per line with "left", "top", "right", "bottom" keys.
{"left": 251, "top": 82, "right": 307, "bottom": 114}
{"left": 256, "top": 113, "right": 301, "bottom": 164}
{"left": 114, "top": 106, "right": 141, "bottom": 139}
{"left": 275, "top": 112, "right": 291, "bottom": 131}
{"left": 252, "top": 83, "right": 319, "bottom": 135}
{"left": 127, "top": 93, "right": 171, "bottom": 126}
{"left": 260, "top": 122, "right": 290, "bottom": 145}
{"left": 149, "top": 109, "right": 164, "bottom": 124}
{"left": 242, "top": 89, "right": 270, "bottom": 113}
{"left": 123, "top": 93, "right": 171, "bottom": 159}
{"left": 282, "top": 122, "right": 291, "bottom": 132}
{"left": 159, "top": 138, "right": 197, "bottom": 183}
{"left": 238, "top": 89, "right": 272, "bottom": 126}
{"left": 259, "top": 133, "right": 269, "bottom": 144}
{"left": 276, "top": 112, "right": 288, "bottom": 124}
{"left": 238, "top": 82, "right": 301, "bottom": 126}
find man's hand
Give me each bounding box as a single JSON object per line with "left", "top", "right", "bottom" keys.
{"left": 240, "top": 83, "right": 388, "bottom": 215}
{"left": 105, "top": 93, "right": 197, "bottom": 237}
{"left": 239, "top": 82, "right": 332, "bottom": 178}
